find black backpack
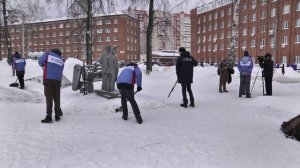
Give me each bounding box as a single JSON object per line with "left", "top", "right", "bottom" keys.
{"left": 281, "top": 115, "right": 300, "bottom": 141}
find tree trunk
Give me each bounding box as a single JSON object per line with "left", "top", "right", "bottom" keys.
{"left": 86, "top": 0, "right": 92, "bottom": 65}
{"left": 2, "top": 0, "right": 13, "bottom": 65}
{"left": 146, "top": 0, "right": 154, "bottom": 74}
{"left": 0, "top": 15, "right": 2, "bottom": 61}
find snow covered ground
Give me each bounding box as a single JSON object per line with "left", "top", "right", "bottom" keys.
{"left": 1, "top": 58, "right": 300, "bottom": 168}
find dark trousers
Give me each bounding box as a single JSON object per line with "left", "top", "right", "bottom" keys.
{"left": 181, "top": 83, "right": 194, "bottom": 105}
{"left": 16, "top": 71, "right": 25, "bottom": 88}
{"left": 264, "top": 76, "right": 272, "bottom": 95}
{"left": 44, "top": 80, "right": 62, "bottom": 116}
{"left": 239, "top": 76, "right": 251, "bottom": 96}
{"left": 118, "top": 88, "right": 141, "bottom": 120}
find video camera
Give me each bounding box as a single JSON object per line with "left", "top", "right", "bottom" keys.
{"left": 257, "top": 55, "right": 265, "bottom": 62}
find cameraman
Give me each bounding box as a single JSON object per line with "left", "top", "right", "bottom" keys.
{"left": 258, "top": 53, "right": 274, "bottom": 96}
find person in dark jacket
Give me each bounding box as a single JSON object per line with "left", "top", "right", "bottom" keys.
{"left": 116, "top": 62, "right": 143, "bottom": 124}
{"left": 38, "top": 49, "right": 64, "bottom": 123}
{"left": 282, "top": 64, "right": 285, "bottom": 75}
{"left": 176, "top": 47, "right": 198, "bottom": 108}
{"left": 13, "top": 51, "right": 26, "bottom": 89}
{"left": 258, "top": 53, "right": 274, "bottom": 96}
{"left": 218, "top": 59, "right": 229, "bottom": 93}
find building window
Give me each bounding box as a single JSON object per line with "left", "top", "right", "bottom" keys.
{"left": 252, "top": 13, "right": 256, "bottom": 21}
{"left": 214, "top": 12, "right": 218, "bottom": 19}
{"left": 114, "top": 27, "right": 118, "bottom": 32}
{"left": 220, "top": 10, "right": 224, "bottom": 17}
{"left": 271, "top": 8, "right": 276, "bottom": 17}
{"left": 66, "top": 23, "right": 70, "bottom": 28}
{"left": 59, "top": 24, "right": 64, "bottom": 28}
{"left": 251, "top": 40, "right": 256, "bottom": 47}
{"left": 60, "top": 32, "right": 64, "bottom": 36}
{"left": 252, "top": 1, "right": 256, "bottom": 9}
{"left": 297, "top": 2, "right": 300, "bottom": 11}
{"left": 105, "top": 19, "right": 111, "bottom": 24}
{"left": 282, "top": 56, "right": 287, "bottom": 64}
{"left": 261, "top": 24, "right": 266, "bottom": 33}
{"left": 97, "top": 28, "right": 102, "bottom": 34}
{"left": 251, "top": 27, "right": 256, "bottom": 34}
{"left": 73, "top": 23, "right": 77, "bottom": 27}
{"left": 282, "top": 36, "right": 288, "bottom": 44}
{"left": 105, "top": 28, "right": 111, "bottom": 33}
{"left": 296, "top": 35, "right": 300, "bottom": 43}
{"left": 97, "top": 37, "right": 102, "bottom": 42}
{"left": 39, "top": 26, "right": 43, "bottom": 30}
{"left": 260, "top": 39, "right": 265, "bottom": 46}
{"left": 261, "top": 11, "right": 266, "bottom": 19}
{"left": 97, "top": 20, "right": 102, "bottom": 25}
{"left": 228, "top": 7, "right": 231, "bottom": 15}
{"left": 296, "top": 18, "right": 300, "bottom": 27}
{"left": 52, "top": 24, "right": 56, "bottom": 29}
{"left": 282, "top": 20, "right": 289, "bottom": 29}
{"left": 114, "top": 19, "right": 118, "bottom": 24}
{"left": 106, "top": 36, "right": 111, "bottom": 41}
{"left": 53, "top": 32, "right": 56, "bottom": 37}
{"left": 283, "top": 4, "right": 290, "bottom": 14}
{"left": 114, "top": 36, "right": 118, "bottom": 41}
{"left": 270, "top": 37, "right": 275, "bottom": 46}
{"left": 243, "top": 28, "right": 247, "bottom": 35}
{"left": 295, "top": 56, "right": 300, "bottom": 64}
{"left": 261, "top": 0, "right": 266, "bottom": 5}
{"left": 243, "top": 15, "right": 247, "bottom": 23}
{"left": 214, "top": 23, "right": 218, "bottom": 30}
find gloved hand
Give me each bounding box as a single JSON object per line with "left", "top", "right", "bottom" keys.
{"left": 137, "top": 86, "right": 142, "bottom": 92}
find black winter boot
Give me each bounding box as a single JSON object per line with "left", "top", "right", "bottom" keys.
{"left": 180, "top": 103, "right": 188, "bottom": 108}
{"left": 55, "top": 115, "right": 60, "bottom": 121}
{"left": 136, "top": 117, "right": 143, "bottom": 124}
{"left": 41, "top": 115, "right": 53, "bottom": 123}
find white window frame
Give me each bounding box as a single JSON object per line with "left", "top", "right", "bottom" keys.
{"left": 283, "top": 4, "right": 290, "bottom": 14}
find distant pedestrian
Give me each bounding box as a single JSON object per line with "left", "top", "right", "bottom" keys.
{"left": 38, "top": 49, "right": 64, "bottom": 123}
{"left": 176, "top": 47, "right": 198, "bottom": 108}
{"left": 218, "top": 59, "right": 229, "bottom": 93}
{"left": 238, "top": 51, "right": 253, "bottom": 98}
{"left": 116, "top": 62, "right": 143, "bottom": 124}
{"left": 13, "top": 51, "right": 26, "bottom": 89}
{"left": 282, "top": 64, "right": 285, "bottom": 75}
{"left": 259, "top": 53, "right": 274, "bottom": 96}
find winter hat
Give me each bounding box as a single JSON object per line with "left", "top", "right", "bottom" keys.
{"left": 265, "top": 53, "right": 272, "bottom": 59}
{"left": 51, "top": 48, "right": 62, "bottom": 56}
{"left": 14, "top": 51, "right": 21, "bottom": 58}
{"left": 244, "top": 50, "right": 249, "bottom": 56}
{"left": 179, "top": 47, "right": 186, "bottom": 53}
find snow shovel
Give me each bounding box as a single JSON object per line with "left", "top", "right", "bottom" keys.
{"left": 115, "top": 91, "right": 138, "bottom": 112}
{"left": 167, "top": 80, "right": 178, "bottom": 98}
{"left": 9, "top": 79, "right": 19, "bottom": 87}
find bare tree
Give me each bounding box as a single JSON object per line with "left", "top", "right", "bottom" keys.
{"left": 1, "top": 0, "right": 13, "bottom": 65}
{"left": 46, "top": 0, "right": 115, "bottom": 65}
{"left": 128, "top": 0, "right": 189, "bottom": 74}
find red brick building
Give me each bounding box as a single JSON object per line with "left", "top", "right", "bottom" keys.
{"left": 191, "top": 0, "right": 300, "bottom": 65}
{"left": 1, "top": 13, "right": 140, "bottom": 62}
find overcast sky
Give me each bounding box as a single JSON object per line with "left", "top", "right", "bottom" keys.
{"left": 38, "top": 0, "right": 214, "bottom": 19}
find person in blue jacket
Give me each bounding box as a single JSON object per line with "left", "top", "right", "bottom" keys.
{"left": 116, "top": 62, "right": 143, "bottom": 124}
{"left": 237, "top": 51, "right": 253, "bottom": 98}
{"left": 38, "top": 49, "right": 64, "bottom": 123}
{"left": 13, "top": 51, "right": 26, "bottom": 89}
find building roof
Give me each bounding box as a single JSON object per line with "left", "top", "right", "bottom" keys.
{"left": 10, "top": 12, "right": 138, "bottom": 25}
